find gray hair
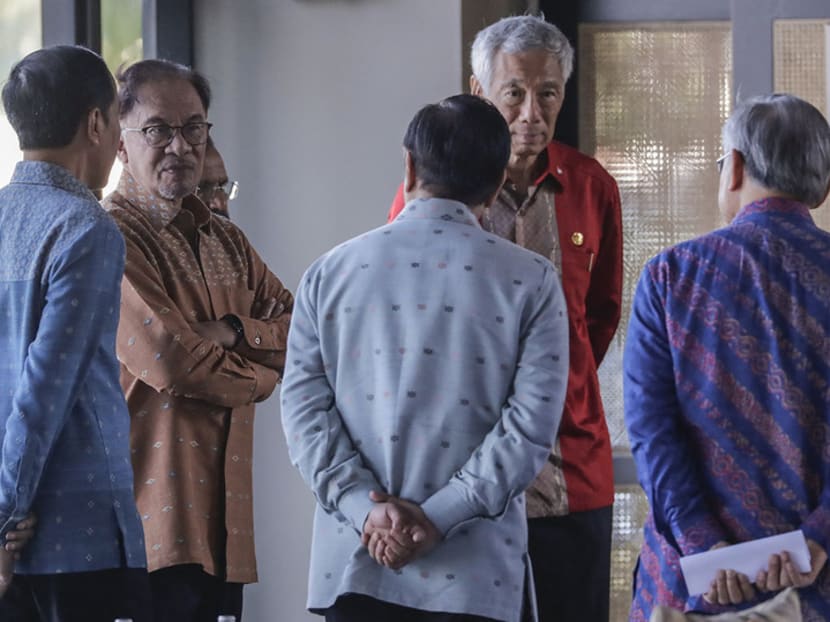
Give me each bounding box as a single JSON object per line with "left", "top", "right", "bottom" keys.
{"left": 722, "top": 93, "right": 830, "bottom": 206}
{"left": 471, "top": 15, "right": 574, "bottom": 93}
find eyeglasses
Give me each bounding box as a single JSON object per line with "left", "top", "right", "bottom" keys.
{"left": 716, "top": 152, "right": 730, "bottom": 174}
{"left": 122, "top": 122, "right": 213, "bottom": 149}
{"left": 197, "top": 180, "right": 239, "bottom": 202}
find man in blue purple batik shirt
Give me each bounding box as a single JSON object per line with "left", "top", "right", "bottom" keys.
{"left": 624, "top": 93, "right": 830, "bottom": 621}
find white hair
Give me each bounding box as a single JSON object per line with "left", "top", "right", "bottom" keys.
{"left": 722, "top": 93, "right": 830, "bottom": 206}
{"left": 471, "top": 15, "right": 574, "bottom": 93}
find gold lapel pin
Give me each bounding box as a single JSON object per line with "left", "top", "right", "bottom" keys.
{"left": 571, "top": 232, "right": 584, "bottom": 246}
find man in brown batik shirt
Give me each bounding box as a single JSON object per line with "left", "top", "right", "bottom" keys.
{"left": 103, "top": 59, "right": 292, "bottom": 622}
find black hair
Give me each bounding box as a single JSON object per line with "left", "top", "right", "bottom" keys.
{"left": 1, "top": 45, "right": 115, "bottom": 150}
{"left": 116, "top": 58, "right": 211, "bottom": 118}
{"left": 403, "top": 93, "right": 510, "bottom": 206}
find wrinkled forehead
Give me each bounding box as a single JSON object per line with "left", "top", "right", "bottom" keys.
{"left": 491, "top": 48, "right": 564, "bottom": 87}
{"left": 125, "top": 78, "right": 207, "bottom": 126}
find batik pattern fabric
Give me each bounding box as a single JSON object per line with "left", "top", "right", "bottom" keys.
{"left": 624, "top": 198, "right": 830, "bottom": 621}
{"left": 0, "top": 161, "right": 146, "bottom": 574}
{"left": 104, "top": 170, "right": 293, "bottom": 583}
{"left": 281, "top": 198, "right": 570, "bottom": 622}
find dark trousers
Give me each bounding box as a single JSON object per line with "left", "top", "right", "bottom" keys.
{"left": 0, "top": 567, "right": 152, "bottom": 622}
{"left": 325, "top": 593, "right": 500, "bottom": 622}
{"left": 149, "top": 563, "right": 243, "bottom": 622}
{"left": 528, "top": 505, "right": 613, "bottom": 622}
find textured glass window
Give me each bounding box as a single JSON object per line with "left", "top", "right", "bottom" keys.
{"left": 774, "top": 19, "right": 830, "bottom": 232}
{"left": 579, "top": 22, "right": 733, "bottom": 451}
{"left": 101, "top": 0, "right": 143, "bottom": 72}
{"left": 578, "top": 23, "right": 733, "bottom": 617}
{"left": 101, "top": 0, "right": 143, "bottom": 195}
{"left": 0, "top": 0, "right": 42, "bottom": 186}
{"left": 611, "top": 486, "right": 651, "bottom": 622}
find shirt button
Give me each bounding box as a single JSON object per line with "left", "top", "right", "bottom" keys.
{"left": 254, "top": 335, "right": 262, "bottom": 345}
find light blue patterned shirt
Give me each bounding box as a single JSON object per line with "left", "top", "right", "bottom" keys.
{"left": 281, "top": 198, "right": 569, "bottom": 622}
{"left": 0, "top": 161, "right": 146, "bottom": 574}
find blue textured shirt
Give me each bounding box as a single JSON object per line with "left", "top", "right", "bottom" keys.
{"left": 624, "top": 198, "right": 830, "bottom": 620}
{"left": 0, "top": 161, "right": 146, "bottom": 574}
{"left": 281, "top": 198, "right": 569, "bottom": 622}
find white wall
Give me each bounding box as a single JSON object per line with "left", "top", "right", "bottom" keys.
{"left": 195, "top": 2, "right": 463, "bottom": 620}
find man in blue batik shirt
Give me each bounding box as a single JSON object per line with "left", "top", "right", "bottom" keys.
{"left": 0, "top": 46, "right": 150, "bottom": 622}
{"left": 624, "top": 94, "right": 830, "bottom": 621}
{"left": 281, "top": 94, "right": 569, "bottom": 622}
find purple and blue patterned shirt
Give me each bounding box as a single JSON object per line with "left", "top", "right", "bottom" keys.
{"left": 624, "top": 197, "right": 830, "bottom": 620}
{"left": 0, "top": 161, "right": 146, "bottom": 574}
{"left": 281, "top": 198, "right": 569, "bottom": 622}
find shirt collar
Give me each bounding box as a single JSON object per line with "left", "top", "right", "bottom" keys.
{"left": 10, "top": 160, "right": 96, "bottom": 200}
{"left": 733, "top": 197, "right": 812, "bottom": 222}
{"left": 115, "top": 168, "right": 212, "bottom": 232}
{"left": 393, "top": 197, "right": 482, "bottom": 228}
{"left": 504, "top": 143, "right": 565, "bottom": 192}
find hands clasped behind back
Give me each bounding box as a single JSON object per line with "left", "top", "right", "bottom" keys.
{"left": 361, "top": 490, "right": 441, "bottom": 570}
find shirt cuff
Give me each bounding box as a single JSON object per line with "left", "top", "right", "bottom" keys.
{"left": 420, "top": 482, "right": 479, "bottom": 537}
{"left": 236, "top": 315, "right": 281, "bottom": 351}
{"left": 337, "top": 484, "right": 377, "bottom": 534}
{"left": 675, "top": 513, "right": 728, "bottom": 556}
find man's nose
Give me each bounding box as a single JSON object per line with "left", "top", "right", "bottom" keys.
{"left": 166, "top": 130, "right": 192, "bottom": 155}
{"left": 519, "top": 94, "right": 541, "bottom": 122}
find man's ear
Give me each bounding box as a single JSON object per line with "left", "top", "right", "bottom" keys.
{"left": 86, "top": 108, "right": 104, "bottom": 146}
{"left": 727, "top": 148, "right": 744, "bottom": 192}
{"left": 403, "top": 149, "right": 417, "bottom": 194}
{"left": 470, "top": 74, "right": 484, "bottom": 97}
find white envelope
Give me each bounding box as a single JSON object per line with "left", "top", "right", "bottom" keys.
{"left": 679, "top": 530, "right": 811, "bottom": 596}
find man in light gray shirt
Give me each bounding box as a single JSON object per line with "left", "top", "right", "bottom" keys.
{"left": 281, "top": 94, "right": 569, "bottom": 622}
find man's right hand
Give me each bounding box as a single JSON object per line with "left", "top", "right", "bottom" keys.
{"left": 361, "top": 491, "right": 441, "bottom": 570}
{"left": 0, "top": 513, "right": 36, "bottom": 598}
{"left": 4, "top": 513, "right": 37, "bottom": 559}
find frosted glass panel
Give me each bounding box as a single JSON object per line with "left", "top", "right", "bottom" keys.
{"left": 578, "top": 22, "right": 733, "bottom": 451}
{"left": 773, "top": 19, "right": 830, "bottom": 232}
{"left": 611, "top": 486, "right": 650, "bottom": 622}
{"left": 579, "top": 23, "right": 732, "bottom": 618}
{"left": 0, "top": 0, "right": 41, "bottom": 186}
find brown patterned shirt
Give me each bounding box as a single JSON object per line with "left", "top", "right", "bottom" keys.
{"left": 103, "top": 171, "right": 293, "bottom": 583}
{"left": 483, "top": 177, "right": 570, "bottom": 518}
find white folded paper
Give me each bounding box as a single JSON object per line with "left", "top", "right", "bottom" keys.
{"left": 679, "top": 530, "right": 811, "bottom": 595}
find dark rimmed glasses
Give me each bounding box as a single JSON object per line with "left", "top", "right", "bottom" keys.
{"left": 122, "top": 121, "right": 213, "bottom": 149}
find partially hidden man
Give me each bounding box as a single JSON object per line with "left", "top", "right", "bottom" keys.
{"left": 0, "top": 45, "right": 151, "bottom": 622}
{"left": 388, "top": 16, "right": 623, "bottom": 622}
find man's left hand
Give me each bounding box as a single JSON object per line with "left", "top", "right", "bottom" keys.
{"left": 755, "top": 539, "right": 828, "bottom": 592}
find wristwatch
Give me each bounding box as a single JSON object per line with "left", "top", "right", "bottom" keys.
{"left": 221, "top": 314, "right": 244, "bottom": 348}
